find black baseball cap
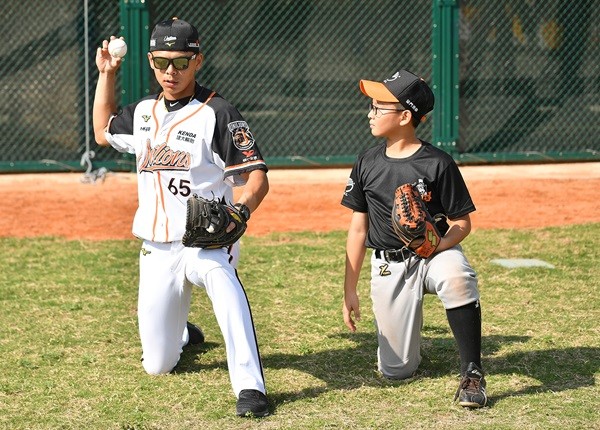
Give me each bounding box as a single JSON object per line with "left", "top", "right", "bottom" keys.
{"left": 149, "top": 18, "right": 200, "bottom": 53}
{"left": 360, "top": 69, "right": 435, "bottom": 121}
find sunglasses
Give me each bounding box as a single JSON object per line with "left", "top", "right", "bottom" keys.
{"left": 150, "top": 54, "right": 197, "bottom": 70}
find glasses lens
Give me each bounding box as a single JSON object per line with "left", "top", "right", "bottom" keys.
{"left": 152, "top": 57, "right": 170, "bottom": 69}
{"left": 172, "top": 58, "right": 190, "bottom": 70}
{"left": 151, "top": 56, "right": 194, "bottom": 70}
{"left": 370, "top": 104, "right": 379, "bottom": 116}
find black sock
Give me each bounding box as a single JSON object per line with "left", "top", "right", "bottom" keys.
{"left": 446, "top": 301, "right": 482, "bottom": 374}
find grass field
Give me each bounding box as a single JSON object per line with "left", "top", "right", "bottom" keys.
{"left": 1, "top": 224, "right": 599, "bottom": 429}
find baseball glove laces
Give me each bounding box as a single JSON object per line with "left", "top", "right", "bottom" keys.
{"left": 391, "top": 183, "right": 441, "bottom": 259}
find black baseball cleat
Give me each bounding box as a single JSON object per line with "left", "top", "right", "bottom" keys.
{"left": 454, "top": 362, "right": 488, "bottom": 408}
{"left": 236, "top": 389, "right": 269, "bottom": 418}
{"left": 186, "top": 321, "right": 205, "bottom": 346}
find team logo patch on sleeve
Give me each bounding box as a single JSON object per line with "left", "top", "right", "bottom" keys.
{"left": 228, "top": 121, "right": 255, "bottom": 150}
{"left": 344, "top": 178, "right": 355, "bottom": 196}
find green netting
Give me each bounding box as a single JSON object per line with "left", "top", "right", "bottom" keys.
{"left": 0, "top": 0, "right": 597, "bottom": 173}
{"left": 457, "top": 0, "right": 599, "bottom": 160}
{"left": 0, "top": 0, "right": 124, "bottom": 172}
{"left": 149, "top": 0, "right": 433, "bottom": 166}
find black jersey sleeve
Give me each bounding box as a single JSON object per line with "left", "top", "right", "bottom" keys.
{"left": 435, "top": 162, "right": 476, "bottom": 219}
{"left": 341, "top": 154, "right": 368, "bottom": 212}
{"left": 108, "top": 99, "right": 144, "bottom": 136}
{"left": 209, "top": 96, "right": 267, "bottom": 184}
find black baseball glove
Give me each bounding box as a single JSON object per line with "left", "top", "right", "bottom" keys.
{"left": 182, "top": 195, "right": 250, "bottom": 249}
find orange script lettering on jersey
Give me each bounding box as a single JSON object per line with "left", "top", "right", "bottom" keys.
{"left": 139, "top": 141, "right": 191, "bottom": 172}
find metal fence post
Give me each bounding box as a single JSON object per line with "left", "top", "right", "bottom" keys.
{"left": 431, "top": 0, "right": 460, "bottom": 156}
{"left": 119, "top": 0, "right": 150, "bottom": 106}
{"left": 117, "top": 0, "right": 150, "bottom": 171}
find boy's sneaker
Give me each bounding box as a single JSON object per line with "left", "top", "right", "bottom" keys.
{"left": 236, "top": 389, "right": 269, "bottom": 417}
{"left": 186, "top": 322, "right": 205, "bottom": 346}
{"left": 454, "top": 362, "right": 488, "bottom": 408}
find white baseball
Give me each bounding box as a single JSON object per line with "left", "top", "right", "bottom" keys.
{"left": 108, "top": 39, "right": 127, "bottom": 58}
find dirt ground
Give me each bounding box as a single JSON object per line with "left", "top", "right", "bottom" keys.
{"left": 1, "top": 162, "right": 599, "bottom": 240}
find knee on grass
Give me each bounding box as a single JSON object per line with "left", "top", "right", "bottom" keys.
{"left": 379, "top": 360, "right": 419, "bottom": 380}
{"left": 141, "top": 353, "right": 180, "bottom": 375}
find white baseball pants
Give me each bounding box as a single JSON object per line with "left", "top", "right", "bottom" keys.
{"left": 370, "top": 245, "right": 479, "bottom": 379}
{"left": 137, "top": 240, "right": 266, "bottom": 396}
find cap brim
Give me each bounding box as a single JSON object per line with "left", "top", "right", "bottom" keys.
{"left": 359, "top": 80, "right": 399, "bottom": 103}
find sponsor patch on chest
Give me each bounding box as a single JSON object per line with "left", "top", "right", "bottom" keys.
{"left": 175, "top": 129, "right": 197, "bottom": 144}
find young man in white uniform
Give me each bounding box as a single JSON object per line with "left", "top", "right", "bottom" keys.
{"left": 93, "top": 18, "right": 270, "bottom": 417}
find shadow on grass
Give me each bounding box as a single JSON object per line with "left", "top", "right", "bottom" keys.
{"left": 172, "top": 342, "right": 220, "bottom": 374}
{"left": 484, "top": 346, "right": 600, "bottom": 405}
{"left": 173, "top": 332, "right": 599, "bottom": 412}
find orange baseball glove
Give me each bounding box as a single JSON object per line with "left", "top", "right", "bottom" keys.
{"left": 391, "top": 183, "right": 441, "bottom": 258}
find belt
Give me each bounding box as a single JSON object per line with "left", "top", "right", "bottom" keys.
{"left": 375, "top": 248, "right": 414, "bottom": 263}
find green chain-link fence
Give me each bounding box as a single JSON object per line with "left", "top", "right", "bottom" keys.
{"left": 457, "top": 0, "right": 599, "bottom": 163}
{"left": 0, "top": 0, "right": 597, "bottom": 174}
{"left": 0, "top": 0, "right": 124, "bottom": 174}
{"left": 120, "top": 0, "right": 433, "bottom": 168}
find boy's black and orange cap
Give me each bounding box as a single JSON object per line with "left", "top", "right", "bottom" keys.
{"left": 360, "top": 69, "right": 435, "bottom": 121}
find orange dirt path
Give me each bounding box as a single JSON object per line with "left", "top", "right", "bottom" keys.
{"left": 1, "top": 163, "right": 599, "bottom": 240}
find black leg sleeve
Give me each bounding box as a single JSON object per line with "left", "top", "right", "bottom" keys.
{"left": 446, "top": 300, "right": 482, "bottom": 374}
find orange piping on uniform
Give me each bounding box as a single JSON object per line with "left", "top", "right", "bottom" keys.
{"left": 224, "top": 159, "right": 267, "bottom": 172}
{"left": 152, "top": 93, "right": 163, "bottom": 141}
{"left": 156, "top": 171, "right": 169, "bottom": 242}
{"left": 164, "top": 91, "right": 216, "bottom": 142}
{"left": 151, "top": 173, "right": 160, "bottom": 241}
{"left": 149, "top": 94, "right": 163, "bottom": 241}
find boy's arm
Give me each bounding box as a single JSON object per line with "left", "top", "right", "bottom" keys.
{"left": 236, "top": 169, "right": 269, "bottom": 214}
{"left": 343, "top": 211, "right": 369, "bottom": 332}
{"left": 436, "top": 213, "right": 472, "bottom": 253}
{"left": 93, "top": 39, "right": 122, "bottom": 146}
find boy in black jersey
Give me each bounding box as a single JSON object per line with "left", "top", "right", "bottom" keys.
{"left": 341, "top": 69, "right": 487, "bottom": 408}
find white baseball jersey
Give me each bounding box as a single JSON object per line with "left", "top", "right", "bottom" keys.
{"left": 105, "top": 84, "right": 267, "bottom": 242}
{"left": 104, "top": 83, "right": 268, "bottom": 397}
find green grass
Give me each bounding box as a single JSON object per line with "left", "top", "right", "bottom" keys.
{"left": 1, "top": 225, "right": 599, "bottom": 429}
